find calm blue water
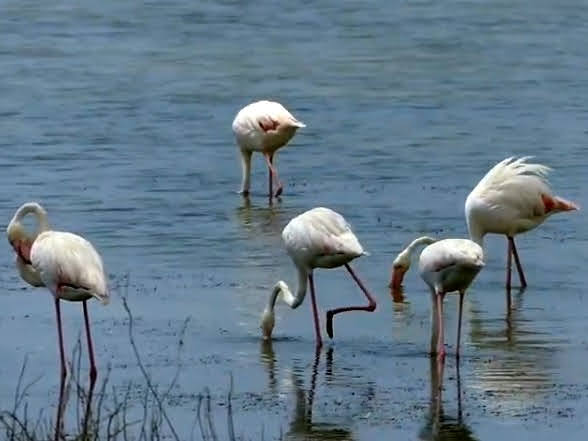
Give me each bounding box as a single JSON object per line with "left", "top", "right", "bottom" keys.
{"left": 0, "top": 0, "right": 587, "bottom": 439}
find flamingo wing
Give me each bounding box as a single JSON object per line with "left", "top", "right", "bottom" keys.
{"left": 233, "top": 101, "right": 305, "bottom": 136}
{"left": 31, "top": 231, "right": 109, "bottom": 304}
{"left": 283, "top": 207, "right": 365, "bottom": 259}
{"left": 419, "top": 239, "right": 484, "bottom": 274}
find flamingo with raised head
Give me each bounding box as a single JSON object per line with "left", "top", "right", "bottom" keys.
{"left": 7, "top": 202, "right": 109, "bottom": 385}
{"left": 391, "top": 236, "right": 484, "bottom": 359}
{"left": 232, "top": 100, "right": 305, "bottom": 199}
{"left": 466, "top": 156, "right": 578, "bottom": 289}
{"left": 260, "top": 207, "right": 376, "bottom": 347}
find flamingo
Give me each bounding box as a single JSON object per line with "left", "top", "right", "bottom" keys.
{"left": 465, "top": 156, "right": 578, "bottom": 289}
{"left": 232, "top": 100, "right": 305, "bottom": 199}
{"left": 7, "top": 202, "right": 109, "bottom": 385}
{"left": 260, "top": 207, "right": 377, "bottom": 347}
{"left": 390, "top": 236, "right": 484, "bottom": 359}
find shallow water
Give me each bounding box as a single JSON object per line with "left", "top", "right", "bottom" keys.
{"left": 0, "top": 0, "right": 587, "bottom": 439}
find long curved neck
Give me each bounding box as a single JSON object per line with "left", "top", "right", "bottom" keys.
{"left": 267, "top": 265, "right": 308, "bottom": 312}
{"left": 239, "top": 150, "right": 252, "bottom": 194}
{"left": 396, "top": 236, "right": 437, "bottom": 265}
{"left": 7, "top": 202, "right": 50, "bottom": 239}
{"left": 406, "top": 236, "right": 437, "bottom": 256}
{"left": 467, "top": 223, "right": 484, "bottom": 247}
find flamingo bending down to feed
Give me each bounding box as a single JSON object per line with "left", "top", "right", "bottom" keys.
{"left": 466, "top": 156, "right": 578, "bottom": 289}
{"left": 232, "top": 100, "right": 305, "bottom": 199}
{"left": 260, "top": 207, "right": 377, "bottom": 347}
{"left": 391, "top": 236, "right": 484, "bottom": 359}
{"left": 7, "top": 202, "right": 109, "bottom": 384}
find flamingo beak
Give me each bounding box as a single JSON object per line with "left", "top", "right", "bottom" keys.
{"left": 11, "top": 239, "right": 32, "bottom": 265}
{"left": 390, "top": 266, "right": 407, "bottom": 291}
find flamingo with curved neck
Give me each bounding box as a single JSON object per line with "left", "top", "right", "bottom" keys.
{"left": 260, "top": 207, "right": 376, "bottom": 347}
{"left": 6, "top": 202, "right": 109, "bottom": 390}
{"left": 232, "top": 100, "right": 305, "bottom": 199}
{"left": 466, "top": 156, "right": 578, "bottom": 289}
{"left": 391, "top": 236, "right": 484, "bottom": 359}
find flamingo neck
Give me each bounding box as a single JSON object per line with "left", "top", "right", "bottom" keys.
{"left": 467, "top": 223, "right": 484, "bottom": 247}
{"left": 406, "top": 236, "right": 437, "bottom": 255}
{"left": 267, "top": 265, "right": 308, "bottom": 312}
{"left": 7, "top": 202, "right": 50, "bottom": 245}
{"left": 239, "top": 150, "right": 252, "bottom": 194}
{"left": 396, "top": 236, "right": 437, "bottom": 266}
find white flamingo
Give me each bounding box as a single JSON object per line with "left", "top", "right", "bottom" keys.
{"left": 7, "top": 202, "right": 109, "bottom": 385}
{"left": 466, "top": 157, "right": 578, "bottom": 289}
{"left": 390, "top": 236, "right": 484, "bottom": 359}
{"left": 232, "top": 100, "right": 305, "bottom": 199}
{"left": 260, "top": 207, "right": 376, "bottom": 347}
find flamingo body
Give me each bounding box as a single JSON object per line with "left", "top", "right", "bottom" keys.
{"left": 282, "top": 207, "right": 365, "bottom": 270}
{"left": 391, "top": 237, "right": 484, "bottom": 358}
{"left": 419, "top": 239, "right": 484, "bottom": 295}
{"left": 261, "top": 207, "right": 376, "bottom": 346}
{"left": 465, "top": 157, "right": 577, "bottom": 288}
{"left": 232, "top": 100, "right": 305, "bottom": 197}
{"left": 31, "top": 231, "right": 109, "bottom": 304}
{"left": 7, "top": 201, "right": 108, "bottom": 412}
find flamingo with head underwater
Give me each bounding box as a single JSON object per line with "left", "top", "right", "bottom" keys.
{"left": 465, "top": 156, "right": 578, "bottom": 290}
{"left": 391, "top": 236, "right": 485, "bottom": 359}
{"left": 260, "top": 207, "right": 377, "bottom": 347}
{"left": 7, "top": 202, "right": 109, "bottom": 385}
{"left": 232, "top": 100, "right": 305, "bottom": 199}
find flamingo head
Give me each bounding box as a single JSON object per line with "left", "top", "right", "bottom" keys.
{"left": 390, "top": 250, "right": 411, "bottom": 291}
{"left": 260, "top": 307, "right": 275, "bottom": 340}
{"left": 7, "top": 224, "right": 34, "bottom": 265}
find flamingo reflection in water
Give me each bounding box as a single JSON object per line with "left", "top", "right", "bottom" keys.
{"left": 419, "top": 358, "right": 476, "bottom": 441}
{"left": 260, "top": 341, "right": 355, "bottom": 441}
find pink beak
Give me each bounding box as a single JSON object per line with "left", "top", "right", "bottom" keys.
{"left": 390, "top": 267, "right": 407, "bottom": 292}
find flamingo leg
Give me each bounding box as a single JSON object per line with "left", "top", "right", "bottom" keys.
{"left": 509, "top": 236, "right": 527, "bottom": 288}
{"left": 506, "top": 236, "right": 513, "bottom": 290}
{"left": 308, "top": 274, "right": 323, "bottom": 348}
{"left": 456, "top": 291, "right": 464, "bottom": 359}
{"left": 325, "top": 264, "right": 377, "bottom": 339}
{"left": 54, "top": 298, "right": 67, "bottom": 380}
{"left": 82, "top": 300, "right": 98, "bottom": 386}
{"left": 54, "top": 298, "right": 66, "bottom": 440}
{"left": 264, "top": 153, "right": 283, "bottom": 198}
{"left": 436, "top": 291, "right": 445, "bottom": 361}
{"left": 82, "top": 300, "right": 97, "bottom": 436}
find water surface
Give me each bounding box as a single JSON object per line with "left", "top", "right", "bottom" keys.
{"left": 0, "top": 0, "right": 587, "bottom": 439}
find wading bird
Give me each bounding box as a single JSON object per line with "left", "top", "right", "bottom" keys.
{"left": 232, "top": 100, "right": 305, "bottom": 199}
{"left": 391, "top": 236, "right": 484, "bottom": 359}
{"left": 260, "top": 207, "right": 376, "bottom": 347}
{"left": 7, "top": 202, "right": 109, "bottom": 384}
{"left": 466, "top": 156, "right": 577, "bottom": 289}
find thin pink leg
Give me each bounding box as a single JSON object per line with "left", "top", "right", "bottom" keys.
{"left": 264, "top": 153, "right": 283, "bottom": 198}
{"left": 82, "top": 300, "right": 98, "bottom": 436}
{"left": 54, "top": 298, "right": 66, "bottom": 440}
{"left": 506, "top": 236, "right": 513, "bottom": 290}
{"left": 436, "top": 291, "right": 445, "bottom": 360}
{"left": 509, "top": 236, "right": 527, "bottom": 288}
{"left": 308, "top": 274, "right": 323, "bottom": 348}
{"left": 83, "top": 301, "right": 97, "bottom": 386}
{"left": 456, "top": 291, "right": 464, "bottom": 359}
{"left": 54, "top": 298, "right": 67, "bottom": 380}
{"left": 326, "top": 264, "right": 377, "bottom": 339}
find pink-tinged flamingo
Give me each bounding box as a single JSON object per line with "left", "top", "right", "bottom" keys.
{"left": 7, "top": 202, "right": 109, "bottom": 384}
{"left": 466, "top": 156, "right": 578, "bottom": 290}
{"left": 232, "top": 100, "right": 305, "bottom": 199}
{"left": 260, "top": 207, "right": 376, "bottom": 347}
{"left": 391, "top": 237, "right": 484, "bottom": 359}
